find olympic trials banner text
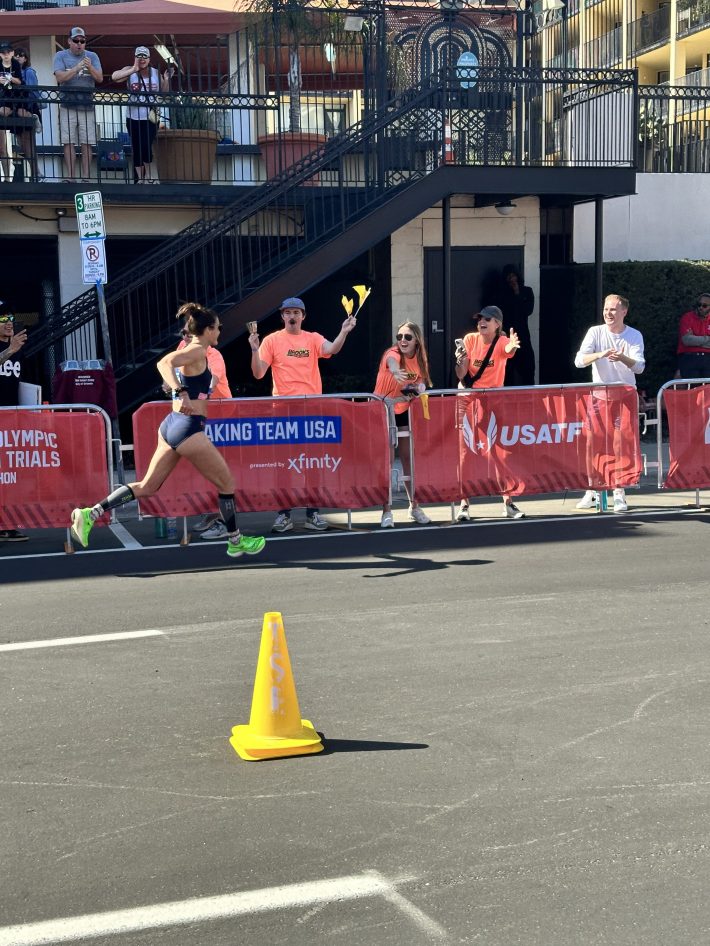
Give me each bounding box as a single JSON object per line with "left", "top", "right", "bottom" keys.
{"left": 664, "top": 385, "right": 710, "bottom": 489}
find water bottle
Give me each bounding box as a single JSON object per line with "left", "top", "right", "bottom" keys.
{"left": 166, "top": 517, "right": 178, "bottom": 540}
{"left": 154, "top": 517, "right": 167, "bottom": 538}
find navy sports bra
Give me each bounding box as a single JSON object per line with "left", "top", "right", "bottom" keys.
{"left": 176, "top": 364, "right": 212, "bottom": 400}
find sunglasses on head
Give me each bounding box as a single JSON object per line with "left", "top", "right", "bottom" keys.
{"left": 396, "top": 332, "right": 414, "bottom": 341}
{"left": 0, "top": 315, "right": 14, "bottom": 323}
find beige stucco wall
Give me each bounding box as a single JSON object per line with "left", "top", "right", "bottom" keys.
{"left": 391, "top": 196, "right": 541, "bottom": 379}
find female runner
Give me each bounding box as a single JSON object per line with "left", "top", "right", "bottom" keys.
{"left": 70, "top": 302, "right": 265, "bottom": 559}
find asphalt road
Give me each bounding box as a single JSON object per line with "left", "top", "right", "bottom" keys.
{"left": 2, "top": 512, "right": 710, "bottom": 946}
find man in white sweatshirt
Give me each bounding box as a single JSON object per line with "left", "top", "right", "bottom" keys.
{"left": 574, "top": 293, "right": 645, "bottom": 513}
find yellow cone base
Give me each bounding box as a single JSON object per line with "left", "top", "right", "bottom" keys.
{"left": 230, "top": 718, "right": 323, "bottom": 761}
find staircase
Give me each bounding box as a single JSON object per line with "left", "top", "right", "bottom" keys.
{"left": 25, "top": 66, "right": 637, "bottom": 413}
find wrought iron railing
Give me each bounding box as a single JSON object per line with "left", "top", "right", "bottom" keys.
{"left": 637, "top": 83, "right": 710, "bottom": 172}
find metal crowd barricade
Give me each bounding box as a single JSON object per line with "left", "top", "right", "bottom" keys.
{"left": 656, "top": 378, "right": 709, "bottom": 505}
{"left": 0, "top": 404, "right": 114, "bottom": 543}
{"left": 406, "top": 383, "right": 642, "bottom": 517}
{"left": 131, "top": 393, "right": 391, "bottom": 535}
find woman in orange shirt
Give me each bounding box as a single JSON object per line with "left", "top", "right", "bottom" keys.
{"left": 374, "top": 321, "right": 432, "bottom": 528}
{"left": 454, "top": 306, "right": 524, "bottom": 521}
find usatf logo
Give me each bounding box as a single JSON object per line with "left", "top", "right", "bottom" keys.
{"left": 463, "top": 411, "right": 584, "bottom": 453}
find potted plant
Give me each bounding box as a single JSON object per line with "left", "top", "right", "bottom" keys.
{"left": 156, "top": 95, "right": 220, "bottom": 183}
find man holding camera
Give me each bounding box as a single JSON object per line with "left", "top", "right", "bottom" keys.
{"left": 0, "top": 302, "right": 28, "bottom": 541}
{"left": 53, "top": 27, "right": 103, "bottom": 182}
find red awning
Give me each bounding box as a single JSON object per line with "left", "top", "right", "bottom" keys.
{"left": 0, "top": 0, "right": 242, "bottom": 37}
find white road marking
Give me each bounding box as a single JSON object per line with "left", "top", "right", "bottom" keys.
{"left": 108, "top": 522, "right": 143, "bottom": 549}
{"left": 0, "top": 629, "right": 164, "bottom": 652}
{"left": 0, "top": 871, "right": 447, "bottom": 945}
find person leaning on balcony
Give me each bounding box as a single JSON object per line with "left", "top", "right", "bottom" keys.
{"left": 111, "top": 47, "right": 172, "bottom": 184}
{"left": 676, "top": 292, "right": 710, "bottom": 380}
{"left": 53, "top": 27, "right": 103, "bottom": 182}
{"left": 13, "top": 47, "right": 43, "bottom": 183}
{"left": 248, "top": 297, "right": 358, "bottom": 534}
{"left": 0, "top": 40, "right": 22, "bottom": 182}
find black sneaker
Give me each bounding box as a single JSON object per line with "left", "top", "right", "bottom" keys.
{"left": 0, "top": 529, "right": 28, "bottom": 542}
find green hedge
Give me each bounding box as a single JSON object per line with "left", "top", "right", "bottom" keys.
{"left": 541, "top": 260, "right": 710, "bottom": 396}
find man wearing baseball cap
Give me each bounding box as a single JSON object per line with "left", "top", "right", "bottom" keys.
{"left": 53, "top": 28, "right": 103, "bottom": 181}
{"left": 248, "top": 297, "right": 357, "bottom": 533}
{"left": 454, "top": 305, "right": 526, "bottom": 521}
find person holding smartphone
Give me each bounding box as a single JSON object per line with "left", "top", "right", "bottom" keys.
{"left": 373, "top": 321, "right": 432, "bottom": 528}
{"left": 0, "top": 302, "right": 28, "bottom": 541}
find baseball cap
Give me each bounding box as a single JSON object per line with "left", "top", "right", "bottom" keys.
{"left": 134, "top": 45, "right": 150, "bottom": 57}
{"left": 69, "top": 27, "right": 86, "bottom": 39}
{"left": 279, "top": 297, "right": 305, "bottom": 311}
{"left": 0, "top": 299, "right": 14, "bottom": 316}
{"left": 0, "top": 41, "right": 13, "bottom": 52}
{"left": 478, "top": 305, "right": 503, "bottom": 323}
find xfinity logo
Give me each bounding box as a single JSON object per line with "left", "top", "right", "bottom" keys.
{"left": 463, "top": 411, "right": 584, "bottom": 454}
{"left": 287, "top": 452, "right": 342, "bottom": 474}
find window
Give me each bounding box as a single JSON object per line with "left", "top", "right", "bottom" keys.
{"left": 324, "top": 106, "right": 346, "bottom": 139}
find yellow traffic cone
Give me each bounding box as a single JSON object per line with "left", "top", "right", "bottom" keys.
{"left": 230, "top": 612, "right": 323, "bottom": 761}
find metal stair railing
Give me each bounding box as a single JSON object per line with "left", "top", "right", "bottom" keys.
{"left": 26, "top": 66, "right": 637, "bottom": 383}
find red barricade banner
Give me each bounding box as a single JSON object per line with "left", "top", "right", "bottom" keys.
{"left": 133, "top": 398, "right": 390, "bottom": 517}
{"left": 664, "top": 386, "right": 710, "bottom": 488}
{"left": 410, "top": 386, "right": 641, "bottom": 502}
{"left": 0, "top": 408, "right": 110, "bottom": 529}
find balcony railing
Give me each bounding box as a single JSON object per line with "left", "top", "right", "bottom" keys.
{"left": 628, "top": 6, "right": 671, "bottom": 56}
{"left": 584, "top": 26, "right": 622, "bottom": 68}
{"left": 677, "top": 0, "right": 710, "bottom": 36}
{"left": 638, "top": 83, "right": 710, "bottom": 171}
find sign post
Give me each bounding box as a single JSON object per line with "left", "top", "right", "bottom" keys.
{"left": 75, "top": 191, "right": 123, "bottom": 479}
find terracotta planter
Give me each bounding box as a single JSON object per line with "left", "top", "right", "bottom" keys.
{"left": 258, "top": 131, "right": 326, "bottom": 181}
{"left": 156, "top": 128, "right": 219, "bottom": 184}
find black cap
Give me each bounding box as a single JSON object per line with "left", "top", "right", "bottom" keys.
{"left": 0, "top": 41, "right": 13, "bottom": 52}
{"left": 0, "top": 300, "right": 13, "bottom": 316}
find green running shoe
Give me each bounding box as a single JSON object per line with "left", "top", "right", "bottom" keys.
{"left": 227, "top": 533, "right": 266, "bottom": 558}
{"left": 70, "top": 507, "right": 94, "bottom": 548}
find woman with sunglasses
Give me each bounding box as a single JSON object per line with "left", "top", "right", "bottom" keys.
{"left": 70, "top": 302, "right": 266, "bottom": 560}
{"left": 112, "top": 46, "right": 172, "bottom": 183}
{"left": 0, "top": 41, "right": 22, "bottom": 181}
{"left": 455, "top": 306, "right": 525, "bottom": 521}
{"left": 13, "top": 48, "right": 42, "bottom": 182}
{"left": 374, "top": 322, "right": 432, "bottom": 528}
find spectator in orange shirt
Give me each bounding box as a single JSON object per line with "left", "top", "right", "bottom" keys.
{"left": 454, "top": 306, "right": 524, "bottom": 522}
{"left": 373, "top": 321, "right": 432, "bottom": 528}
{"left": 249, "top": 296, "right": 357, "bottom": 533}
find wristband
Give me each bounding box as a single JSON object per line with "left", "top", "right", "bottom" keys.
{"left": 172, "top": 385, "right": 188, "bottom": 398}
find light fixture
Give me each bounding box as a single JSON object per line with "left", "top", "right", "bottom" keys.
{"left": 344, "top": 14, "right": 364, "bottom": 31}
{"left": 495, "top": 199, "right": 516, "bottom": 215}
{"left": 56, "top": 208, "right": 67, "bottom": 217}
{"left": 542, "top": 0, "right": 566, "bottom": 10}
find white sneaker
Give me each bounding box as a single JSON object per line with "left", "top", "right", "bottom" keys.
{"left": 576, "top": 490, "right": 598, "bottom": 510}
{"left": 192, "top": 512, "right": 220, "bottom": 533}
{"left": 408, "top": 505, "right": 431, "bottom": 524}
{"left": 456, "top": 502, "right": 470, "bottom": 522}
{"left": 613, "top": 489, "right": 628, "bottom": 513}
{"left": 271, "top": 513, "right": 293, "bottom": 533}
{"left": 200, "top": 520, "right": 228, "bottom": 540}
{"left": 504, "top": 501, "right": 525, "bottom": 520}
{"left": 304, "top": 511, "right": 329, "bottom": 531}
{"left": 380, "top": 510, "right": 394, "bottom": 528}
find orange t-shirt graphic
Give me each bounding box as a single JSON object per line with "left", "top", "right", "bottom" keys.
{"left": 373, "top": 346, "right": 424, "bottom": 413}
{"left": 258, "top": 329, "right": 329, "bottom": 396}
{"left": 463, "top": 333, "right": 513, "bottom": 388}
